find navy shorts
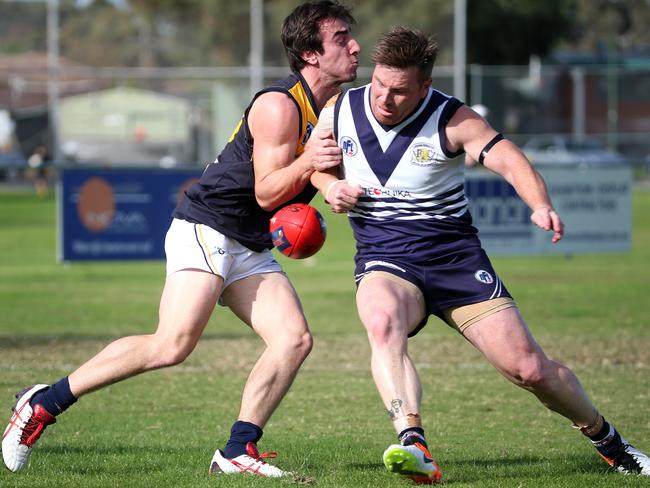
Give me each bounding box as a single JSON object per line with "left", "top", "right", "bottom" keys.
{"left": 354, "top": 245, "right": 512, "bottom": 336}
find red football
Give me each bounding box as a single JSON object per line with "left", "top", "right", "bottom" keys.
{"left": 269, "top": 203, "right": 327, "bottom": 259}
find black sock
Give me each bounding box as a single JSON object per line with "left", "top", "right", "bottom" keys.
{"left": 588, "top": 418, "right": 612, "bottom": 443}
{"left": 588, "top": 419, "right": 622, "bottom": 458}
{"left": 398, "top": 427, "right": 427, "bottom": 447}
{"left": 30, "top": 377, "right": 78, "bottom": 416}
{"left": 223, "top": 421, "right": 263, "bottom": 459}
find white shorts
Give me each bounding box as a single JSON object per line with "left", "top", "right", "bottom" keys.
{"left": 164, "top": 218, "right": 282, "bottom": 290}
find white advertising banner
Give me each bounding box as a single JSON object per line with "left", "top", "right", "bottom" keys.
{"left": 465, "top": 166, "right": 632, "bottom": 255}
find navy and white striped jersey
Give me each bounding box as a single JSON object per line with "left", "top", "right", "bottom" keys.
{"left": 335, "top": 85, "right": 481, "bottom": 260}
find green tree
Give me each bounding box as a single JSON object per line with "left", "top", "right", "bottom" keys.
{"left": 127, "top": 0, "right": 251, "bottom": 66}
{"left": 467, "top": 0, "right": 577, "bottom": 65}
{"left": 265, "top": 0, "right": 455, "bottom": 67}
{"left": 0, "top": 1, "right": 48, "bottom": 53}
{"left": 2, "top": 0, "right": 649, "bottom": 68}
{"left": 560, "top": 0, "right": 650, "bottom": 55}
{"left": 60, "top": 0, "right": 142, "bottom": 66}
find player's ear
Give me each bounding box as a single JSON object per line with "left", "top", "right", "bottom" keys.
{"left": 302, "top": 50, "right": 318, "bottom": 66}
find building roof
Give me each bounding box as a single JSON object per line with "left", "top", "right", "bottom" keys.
{"left": 0, "top": 52, "right": 104, "bottom": 110}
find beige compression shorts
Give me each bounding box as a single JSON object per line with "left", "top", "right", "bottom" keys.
{"left": 360, "top": 271, "right": 517, "bottom": 334}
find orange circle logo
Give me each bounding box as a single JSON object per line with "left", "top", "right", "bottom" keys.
{"left": 77, "top": 177, "right": 115, "bottom": 233}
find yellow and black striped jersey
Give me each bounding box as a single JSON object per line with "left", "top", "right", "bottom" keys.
{"left": 174, "top": 73, "right": 320, "bottom": 252}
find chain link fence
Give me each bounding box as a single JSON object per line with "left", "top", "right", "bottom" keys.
{"left": 1, "top": 62, "right": 649, "bottom": 176}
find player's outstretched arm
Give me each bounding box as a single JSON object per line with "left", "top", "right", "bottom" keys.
{"left": 447, "top": 105, "right": 564, "bottom": 243}
{"left": 484, "top": 145, "right": 564, "bottom": 243}
{"left": 482, "top": 141, "right": 564, "bottom": 242}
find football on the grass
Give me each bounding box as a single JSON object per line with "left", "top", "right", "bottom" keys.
{"left": 270, "top": 203, "right": 327, "bottom": 259}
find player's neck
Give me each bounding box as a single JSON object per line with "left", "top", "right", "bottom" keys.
{"left": 300, "top": 67, "right": 342, "bottom": 110}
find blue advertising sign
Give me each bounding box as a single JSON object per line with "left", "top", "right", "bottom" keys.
{"left": 58, "top": 167, "right": 200, "bottom": 261}
{"left": 58, "top": 166, "right": 631, "bottom": 262}
{"left": 465, "top": 166, "right": 631, "bottom": 255}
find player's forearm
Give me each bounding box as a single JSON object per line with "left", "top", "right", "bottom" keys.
{"left": 310, "top": 170, "right": 339, "bottom": 197}
{"left": 484, "top": 142, "right": 556, "bottom": 212}
{"left": 255, "top": 157, "right": 315, "bottom": 211}
{"left": 507, "top": 163, "right": 555, "bottom": 212}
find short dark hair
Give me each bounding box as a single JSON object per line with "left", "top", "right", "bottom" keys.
{"left": 371, "top": 26, "right": 438, "bottom": 81}
{"left": 281, "top": 1, "right": 356, "bottom": 72}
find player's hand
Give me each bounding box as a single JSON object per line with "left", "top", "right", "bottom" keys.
{"left": 326, "top": 179, "right": 363, "bottom": 213}
{"left": 530, "top": 206, "right": 564, "bottom": 243}
{"left": 305, "top": 130, "right": 342, "bottom": 171}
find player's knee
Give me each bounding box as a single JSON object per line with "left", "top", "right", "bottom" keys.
{"left": 288, "top": 327, "right": 313, "bottom": 352}
{"left": 164, "top": 347, "right": 193, "bottom": 367}
{"left": 296, "top": 330, "right": 313, "bottom": 359}
{"left": 364, "top": 310, "right": 400, "bottom": 347}
{"left": 286, "top": 331, "right": 312, "bottom": 366}
{"left": 510, "top": 356, "right": 548, "bottom": 390}
{"left": 150, "top": 335, "right": 196, "bottom": 368}
{"left": 154, "top": 348, "right": 190, "bottom": 368}
{"left": 270, "top": 325, "right": 313, "bottom": 362}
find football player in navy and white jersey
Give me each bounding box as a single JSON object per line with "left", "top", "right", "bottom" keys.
{"left": 320, "top": 27, "right": 649, "bottom": 483}
{"left": 2, "top": 1, "right": 359, "bottom": 478}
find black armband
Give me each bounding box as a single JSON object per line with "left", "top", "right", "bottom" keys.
{"left": 478, "top": 133, "right": 504, "bottom": 165}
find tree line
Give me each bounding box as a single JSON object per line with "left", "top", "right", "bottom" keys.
{"left": 1, "top": 0, "right": 649, "bottom": 67}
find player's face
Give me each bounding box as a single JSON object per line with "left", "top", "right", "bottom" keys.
{"left": 315, "top": 18, "right": 360, "bottom": 83}
{"left": 370, "top": 64, "right": 431, "bottom": 125}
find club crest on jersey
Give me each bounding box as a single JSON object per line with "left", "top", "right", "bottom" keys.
{"left": 340, "top": 136, "right": 358, "bottom": 156}
{"left": 411, "top": 143, "right": 440, "bottom": 166}
{"left": 301, "top": 122, "right": 315, "bottom": 145}
{"left": 474, "top": 269, "right": 494, "bottom": 284}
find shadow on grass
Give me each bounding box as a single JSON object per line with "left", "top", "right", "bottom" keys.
{"left": 36, "top": 444, "right": 206, "bottom": 475}
{"left": 1, "top": 332, "right": 254, "bottom": 348}
{"left": 347, "top": 453, "right": 611, "bottom": 484}
{"left": 346, "top": 462, "right": 385, "bottom": 472}
{"left": 443, "top": 454, "right": 611, "bottom": 483}
{"left": 43, "top": 444, "right": 186, "bottom": 455}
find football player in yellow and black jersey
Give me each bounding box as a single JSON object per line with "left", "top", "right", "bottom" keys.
{"left": 2, "top": 1, "right": 359, "bottom": 478}
{"left": 175, "top": 72, "right": 325, "bottom": 251}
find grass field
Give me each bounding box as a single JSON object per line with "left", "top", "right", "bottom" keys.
{"left": 1, "top": 186, "right": 650, "bottom": 487}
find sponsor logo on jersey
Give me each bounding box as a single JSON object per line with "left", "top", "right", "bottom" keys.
{"left": 411, "top": 143, "right": 442, "bottom": 166}
{"left": 364, "top": 187, "right": 412, "bottom": 198}
{"left": 301, "top": 122, "right": 315, "bottom": 145}
{"left": 341, "top": 136, "right": 358, "bottom": 156}
{"left": 474, "top": 269, "right": 494, "bottom": 284}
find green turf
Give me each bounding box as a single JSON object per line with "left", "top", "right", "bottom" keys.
{"left": 1, "top": 187, "right": 650, "bottom": 487}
